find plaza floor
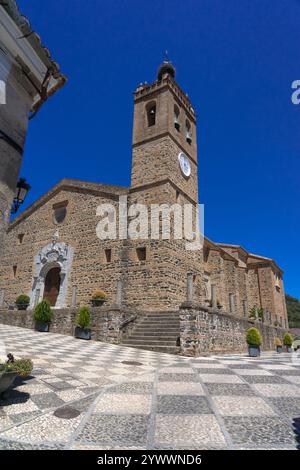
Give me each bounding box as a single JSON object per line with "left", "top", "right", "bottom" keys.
{"left": 0, "top": 324, "right": 299, "bottom": 450}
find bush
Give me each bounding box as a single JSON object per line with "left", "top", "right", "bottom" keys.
{"left": 33, "top": 300, "right": 53, "bottom": 323}
{"left": 76, "top": 307, "right": 91, "bottom": 329}
{"left": 275, "top": 337, "right": 282, "bottom": 347}
{"left": 283, "top": 333, "right": 293, "bottom": 347}
{"left": 92, "top": 290, "right": 106, "bottom": 300}
{"left": 16, "top": 294, "right": 30, "bottom": 306}
{"left": 11, "top": 359, "right": 33, "bottom": 377}
{"left": 246, "top": 327, "right": 262, "bottom": 347}
{"left": 1, "top": 355, "right": 33, "bottom": 378}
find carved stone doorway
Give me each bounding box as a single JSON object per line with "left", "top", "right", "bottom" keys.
{"left": 43, "top": 267, "right": 61, "bottom": 306}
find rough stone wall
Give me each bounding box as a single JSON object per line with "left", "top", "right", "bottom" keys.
{"left": 179, "top": 305, "right": 287, "bottom": 357}
{"left": 0, "top": 60, "right": 33, "bottom": 256}
{"left": 131, "top": 136, "right": 198, "bottom": 203}
{"left": 0, "top": 306, "right": 137, "bottom": 344}
{"left": 132, "top": 78, "right": 197, "bottom": 163}
{"left": 0, "top": 188, "right": 125, "bottom": 308}
{"left": 0, "top": 182, "right": 204, "bottom": 312}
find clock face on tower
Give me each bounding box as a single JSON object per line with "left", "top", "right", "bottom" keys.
{"left": 178, "top": 152, "right": 191, "bottom": 178}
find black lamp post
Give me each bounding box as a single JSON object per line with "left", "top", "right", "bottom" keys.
{"left": 11, "top": 178, "right": 31, "bottom": 214}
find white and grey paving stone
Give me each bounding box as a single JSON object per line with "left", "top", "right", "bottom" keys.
{"left": 0, "top": 324, "right": 300, "bottom": 449}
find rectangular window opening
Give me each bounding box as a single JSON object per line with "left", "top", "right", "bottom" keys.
{"left": 18, "top": 234, "right": 24, "bottom": 244}
{"left": 105, "top": 249, "right": 112, "bottom": 263}
{"left": 136, "top": 247, "right": 146, "bottom": 262}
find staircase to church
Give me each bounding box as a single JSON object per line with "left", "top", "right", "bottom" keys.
{"left": 122, "top": 312, "right": 180, "bottom": 354}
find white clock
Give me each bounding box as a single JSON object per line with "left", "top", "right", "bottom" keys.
{"left": 178, "top": 152, "right": 191, "bottom": 177}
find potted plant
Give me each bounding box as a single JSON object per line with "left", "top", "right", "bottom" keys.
{"left": 75, "top": 306, "right": 91, "bottom": 340}
{"left": 246, "top": 327, "right": 262, "bottom": 357}
{"left": 283, "top": 333, "right": 293, "bottom": 353}
{"left": 0, "top": 354, "right": 33, "bottom": 397}
{"left": 33, "top": 300, "right": 53, "bottom": 332}
{"left": 15, "top": 294, "right": 30, "bottom": 311}
{"left": 275, "top": 337, "right": 283, "bottom": 353}
{"left": 91, "top": 290, "right": 107, "bottom": 307}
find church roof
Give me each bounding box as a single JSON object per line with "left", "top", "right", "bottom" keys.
{"left": 9, "top": 178, "right": 129, "bottom": 230}
{"left": 217, "top": 243, "right": 283, "bottom": 274}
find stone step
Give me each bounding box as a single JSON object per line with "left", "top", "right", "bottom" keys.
{"left": 137, "top": 321, "right": 180, "bottom": 326}
{"left": 133, "top": 329, "right": 179, "bottom": 335}
{"left": 135, "top": 328, "right": 179, "bottom": 333}
{"left": 123, "top": 339, "right": 176, "bottom": 346}
{"left": 143, "top": 315, "right": 180, "bottom": 319}
{"left": 122, "top": 344, "right": 180, "bottom": 354}
{"left": 124, "top": 335, "right": 178, "bottom": 341}
{"left": 121, "top": 310, "right": 180, "bottom": 353}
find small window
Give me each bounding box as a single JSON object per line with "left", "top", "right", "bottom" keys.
{"left": 174, "top": 105, "right": 180, "bottom": 131}
{"left": 275, "top": 285, "right": 280, "bottom": 292}
{"left": 53, "top": 201, "right": 68, "bottom": 224}
{"left": 146, "top": 102, "right": 156, "bottom": 127}
{"left": 105, "top": 249, "right": 112, "bottom": 263}
{"left": 18, "top": 234, "right": 24, "bottom": 244}
{"left": 13, "top": 265, "right": 17, "bottom": 278}
{"left": 136, "top": 247, "right": 146, "bottom": 261}
{"left": 186, "top": 119, "right": 192, "bottom": 144}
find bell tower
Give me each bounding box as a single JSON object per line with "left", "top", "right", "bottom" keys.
{"left": 130, "top": 60, "right": 198, "bottom": 204}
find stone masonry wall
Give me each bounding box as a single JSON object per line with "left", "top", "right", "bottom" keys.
{"left": 0, "top": 306, "right": 137, "bottom": 344}
{"left": 180, "top": 304, "right": 287, "bottom": 357}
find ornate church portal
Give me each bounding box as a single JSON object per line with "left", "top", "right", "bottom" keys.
{"left": 30, "top": 232, "right": 74, "bottom": 309}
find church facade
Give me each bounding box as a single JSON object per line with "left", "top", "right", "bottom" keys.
{"left": 0, "top": 62, "right": 288, "bottom": 329}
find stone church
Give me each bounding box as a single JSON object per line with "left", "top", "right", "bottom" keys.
{"left": 0, "top": 61, "right": 288, "bottom": 331}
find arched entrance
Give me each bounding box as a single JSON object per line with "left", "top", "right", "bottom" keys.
{"left": 43, "top": 267, "right": 61, "bottom": 306}
{"left": 30, "top": 239, "right": 74, "bottom": 309}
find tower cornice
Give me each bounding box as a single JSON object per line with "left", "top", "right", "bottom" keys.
{"left": 134, "top": 75, "right": 196, "bottom": 123}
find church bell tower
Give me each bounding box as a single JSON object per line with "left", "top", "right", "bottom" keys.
{"left": 130, "top": 60, "right": 199, "bottom": 205}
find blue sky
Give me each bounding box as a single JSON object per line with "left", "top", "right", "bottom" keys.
{"left": 17, "top": 0, "right": 300, "bottom": 297}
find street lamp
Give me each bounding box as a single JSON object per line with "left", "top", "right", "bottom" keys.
{"left": 11, "top": 178, "right": 31, "bottom": 214}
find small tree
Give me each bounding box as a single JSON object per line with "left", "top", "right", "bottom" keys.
{"left": 33, "top": 300, "right": 53, "bottom": 324}
{"left": 246, "top": 327, "right": 262, "bottom": 347}
{"left": 283, "top": 333, "right": 293, "bottom": 347}
{"left": 76, "top": 307, "right": 91, "bottom": 329}
{"left": 275, "top": 337, "right": 282, "bottom": 347}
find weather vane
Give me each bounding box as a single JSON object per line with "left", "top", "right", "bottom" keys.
{"left": 164, "top": 50, "right": 170, "bottom": 62}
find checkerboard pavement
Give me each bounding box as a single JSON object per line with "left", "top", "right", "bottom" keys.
{"left": 0, "top": 324, "right": 300, "bottom": 450}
